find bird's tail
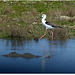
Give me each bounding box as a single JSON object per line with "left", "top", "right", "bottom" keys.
{"left": 57, "top": 26, "right": 62, "bottom": 28}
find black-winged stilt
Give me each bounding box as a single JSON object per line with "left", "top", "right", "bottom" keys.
{"left": 40, "top": 14, "right": 62, "bottom": 40}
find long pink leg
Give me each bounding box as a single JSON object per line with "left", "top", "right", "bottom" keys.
{"left": 40, "top": 29, "right": 47, "bottom": 39}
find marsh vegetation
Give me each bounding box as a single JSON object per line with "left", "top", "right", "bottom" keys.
{"left": 0, "top": 1, "right": 75, "bottom": 40}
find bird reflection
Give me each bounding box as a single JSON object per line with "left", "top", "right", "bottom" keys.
{"left": 39, "top": 40, "right": 53, "bottom": 71}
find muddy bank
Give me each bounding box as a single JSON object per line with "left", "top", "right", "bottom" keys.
{"left": 3, "top": 52, "right": 41, "bottom": 59}
{"left": 3, "top": 52, "right": 21, "bottom": 57}
{"left": 3, "top": 52, "right": 51, "bottom": 59}
{"left": 22, "top": 53, "right": 41, "bottom": 58}
{"left": 0, "top": 2, "right": 75, "bottom": 40}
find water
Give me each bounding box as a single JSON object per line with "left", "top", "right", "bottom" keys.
{"left": 0, "top": 38, "right": 75, "bottom": 73}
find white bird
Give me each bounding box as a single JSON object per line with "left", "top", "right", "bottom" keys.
{"left": 40, "top": 14, "right": 62, "bottom": 40}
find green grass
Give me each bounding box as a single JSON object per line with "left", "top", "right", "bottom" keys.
{"left": 0, "top": 1, "right": 75, "bottom": 40}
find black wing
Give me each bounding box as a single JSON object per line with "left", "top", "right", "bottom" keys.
{"left": 45, "top": 21, "right": 62, "bottom": 28}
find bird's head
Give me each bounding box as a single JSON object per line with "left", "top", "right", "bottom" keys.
{"left": 42, "top": 14, "right": 46, "bottom": 18}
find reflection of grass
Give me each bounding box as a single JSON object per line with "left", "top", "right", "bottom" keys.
{"left": 0, "top": 1, "right": 75, "bottom": 40}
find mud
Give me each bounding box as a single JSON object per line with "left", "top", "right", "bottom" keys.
{"left": 3, "top": 52, "right": 41, "bottom": 59}
{"left": 3, "top": 52, "right": 51, "bottom": 59}
{"left": 3, "top": 52, "right": 21, "bottom": 57}
{"left": 22, "top": 53, "right": 41, "bottom": 58}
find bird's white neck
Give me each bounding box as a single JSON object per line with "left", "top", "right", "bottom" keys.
{"left": 42, "top": 16, "right": 46, "bottom": 22}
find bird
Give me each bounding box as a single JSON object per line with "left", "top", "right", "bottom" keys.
{"left": 40, "top": 14, "right": 62, "bottom": 41}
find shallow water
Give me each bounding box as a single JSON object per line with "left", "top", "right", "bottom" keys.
{"left": 0, "top": 38, "right": 75, "bottom": 73}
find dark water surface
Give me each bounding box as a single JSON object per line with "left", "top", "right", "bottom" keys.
{"left": 0, "top": 38, "right": 75, "bottom": 73}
